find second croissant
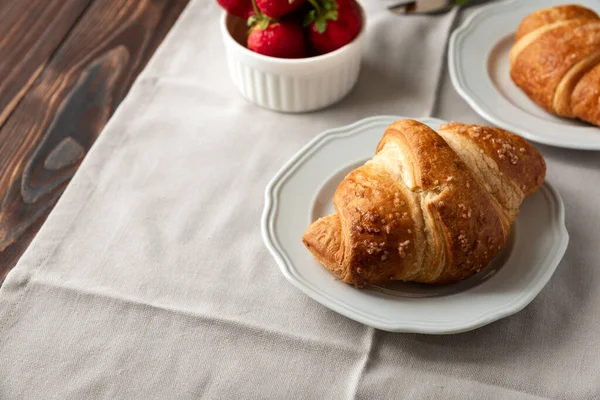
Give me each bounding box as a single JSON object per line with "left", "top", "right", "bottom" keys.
{"left": 510, "top": 4, "right": 600, "bottom": 127}
{"left": 302, "top": 120, "right": 546, "bottom": 288}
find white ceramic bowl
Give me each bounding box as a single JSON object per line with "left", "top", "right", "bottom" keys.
{"left": 220, "top": 8, "right": 365, "bottom": 113}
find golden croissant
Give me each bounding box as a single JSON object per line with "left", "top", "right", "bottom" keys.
{"left": 510, "top": 4, "right": 600, "bottom": 126}
{"left": 302, "top": 120, "right": 546, "bottom": 287}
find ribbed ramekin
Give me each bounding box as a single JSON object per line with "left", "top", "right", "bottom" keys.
{"left": 220, "top": 7, "right": 365, "bottom": 113}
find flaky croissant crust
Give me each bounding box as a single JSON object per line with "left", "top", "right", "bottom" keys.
{"left": 302, "top": 120, "right": 546, "bottom": 288}
{"left": 510, "top": 4, "right": 600, "bottom": 126}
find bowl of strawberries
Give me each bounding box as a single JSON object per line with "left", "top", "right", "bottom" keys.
{"left": 218, "top": 0, "right": 365, "bottom": 112}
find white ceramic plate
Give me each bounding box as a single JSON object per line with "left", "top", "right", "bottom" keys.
{"left": 449, "top": 0, "right": 600, "bottom": 150}
{"left": 262, "top": 116, "right": 569, "bottom": 334}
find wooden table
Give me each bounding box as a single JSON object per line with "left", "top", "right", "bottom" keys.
{"left": 0, "top": 0, "right": 189, "bottom": 283}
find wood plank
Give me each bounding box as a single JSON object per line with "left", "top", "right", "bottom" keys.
{"left": 0, "top": 0, "right": 92, "bottom": 127}
{"left": 0, "top": 0, "right": 189, "bottom": 282}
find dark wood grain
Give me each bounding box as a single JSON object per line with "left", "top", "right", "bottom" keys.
{"left": 0, "top": 0, "right": 189, "bottom": 282}
{"left": 0, "top": 0, "right": 92, "bottom": 127}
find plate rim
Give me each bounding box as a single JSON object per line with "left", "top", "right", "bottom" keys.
{"left": 261, "top": 115, "right": 569, "bottom": 334}
{"left": 448, "top": 0, "right": 600, "bottom": 151}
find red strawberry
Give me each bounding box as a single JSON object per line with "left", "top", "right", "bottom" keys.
{"left": 305, "top": 0, "right": 361, "bottom": 55}
{"left": 217, "top": 0, "right": 254, "bottom": 18}
{"left": 247, "top": 17, "right": 306, "bottom": 58}
{"left": 256, "top": 0, "right": 308, "bottom": 18}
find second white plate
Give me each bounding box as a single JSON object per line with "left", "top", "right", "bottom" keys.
{"left": 449, "top": 0, "right": 600, "bottom": 150}
{"left": 262, "top": 116, "right": 569, "bottom": 334}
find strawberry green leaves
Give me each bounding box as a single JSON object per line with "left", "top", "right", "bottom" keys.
{"left": 304, "top": 0, "right": 339, "bottom": 33}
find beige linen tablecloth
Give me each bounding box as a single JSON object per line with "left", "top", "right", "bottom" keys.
{"left": 1, "top": 1, "right": 599, "bottom": 399}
